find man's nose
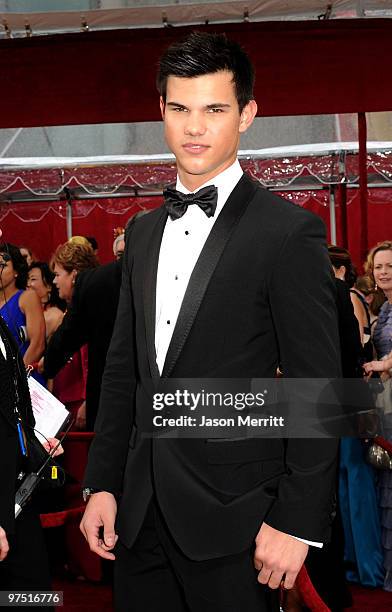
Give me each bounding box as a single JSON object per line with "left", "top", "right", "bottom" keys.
{"left": 184, "top": 111, "right": 206, "bottom": 136}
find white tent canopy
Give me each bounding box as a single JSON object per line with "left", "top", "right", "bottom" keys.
{"left": 1, "top": 1, "right": 392, "bottom": 37}
{"left": 1, "top": 141, "right": 392, "bottom": 170}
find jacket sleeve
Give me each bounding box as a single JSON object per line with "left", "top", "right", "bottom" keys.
{"left": 44, "top": 275, "right": 88, "bottom": 379}
{"left": 265, "top": 212, "right": 341, "bottom": 542}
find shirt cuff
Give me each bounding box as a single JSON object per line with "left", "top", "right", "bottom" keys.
{"left": 292, "top": 535, "right": 323, "bottom": 548}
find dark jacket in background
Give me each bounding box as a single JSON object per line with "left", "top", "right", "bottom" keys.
{"left": 305, "top": 278, "right": 364, "bottom": 611}
{"left": 0, "top": 316, "right": 34, "bottom": 534}
{"left": 335, "top": 278, "right": 363, "bottom": 378}
{"left": 0, "top": 316, "right": 51, "bottom": 591}
{"left": 44, "top": 260, "right": 122, "bottom": 430}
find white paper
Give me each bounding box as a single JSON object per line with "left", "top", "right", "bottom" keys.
{"left": 28, "top": 376, "right": 70, "bottom": 445}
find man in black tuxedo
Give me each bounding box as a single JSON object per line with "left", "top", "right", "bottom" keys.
{"left": 44, "top": 259, "right": 122, "bottom": 430}
{"left": 81, "top": 32, "right": 340, "bottom": 611}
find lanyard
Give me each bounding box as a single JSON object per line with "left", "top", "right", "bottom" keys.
{"left": 1, "top": 325, "right": 29, "bottom": 456}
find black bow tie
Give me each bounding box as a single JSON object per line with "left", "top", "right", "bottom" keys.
{"left": 163, "top": 185, "right": 218, "bottom": 220}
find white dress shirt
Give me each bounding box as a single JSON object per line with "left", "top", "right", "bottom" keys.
{"left": 155, "top": 159, "right": 322, "bottom": 548}
{"left": 155, "top": 160, "right": 243, "bottom": 374}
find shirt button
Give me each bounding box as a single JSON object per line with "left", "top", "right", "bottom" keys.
{"left": 175, "top": 275, "right": 178, "bottom": 280}
{"left": 167, "top": 320, "right": 171, "bottom": 325}
{"left": 185, "top": 230, "right": 190, "bottom": 235}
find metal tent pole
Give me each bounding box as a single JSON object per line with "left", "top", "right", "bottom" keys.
{"left": 358, "top": 112, "right": 368, "bottom": 262}
{"left": 329, "top": 184, "right": 337, "bottom": 245}
{"left": 64, "top": 187, "right": 73, "bottom": 239}
{"left": 337, "top": 183, "right": 348, "bottom": 248}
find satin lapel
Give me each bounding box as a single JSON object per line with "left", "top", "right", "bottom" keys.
{"left": 143, "top": 206, "right": 168, "bottom": 383}
{"left": 161, "top": 174, "right": 258, "bottom": 379}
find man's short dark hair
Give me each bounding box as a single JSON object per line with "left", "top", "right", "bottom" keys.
{"left": 157, "top": 31, "right": 255, "bottom": 113}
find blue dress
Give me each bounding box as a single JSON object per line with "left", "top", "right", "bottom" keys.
{"left": 0, "top": 290, "right": 46, "bottom": 387}
{"left": 0, "top": 290, "right": 29, "bottom": 354}
{"left": 339, "top": 438, "right": 385, "bottom": 587}
{"left": 373, "top": 300, "right": 392, "bottom": 591}
{"left": 337, "top": 286, "right": 385, "bottom": 587}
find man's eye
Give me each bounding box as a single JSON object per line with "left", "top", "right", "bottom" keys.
{"left": 173, "top": 107, "right": 187, "bottom": 112}
{"left": 208, "top": 108, "right": 223, "bottom": 113}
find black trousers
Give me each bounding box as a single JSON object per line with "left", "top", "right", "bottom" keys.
{"left": 114, "top": 499, "right": 280, "bottom": 612}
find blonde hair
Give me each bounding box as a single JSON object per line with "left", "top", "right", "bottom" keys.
{"left": 68, "top": 235, "right": 90, "bottom": 247}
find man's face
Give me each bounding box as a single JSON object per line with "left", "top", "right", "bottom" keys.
{"left": 160, "top": 71, "right": 257, "bottom": 191}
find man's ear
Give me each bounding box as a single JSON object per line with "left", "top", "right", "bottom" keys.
{"left": 239, "top": 100, "right": 258, "bottom": 134}
{"left": 160, "top": 96, "right": 165, "bottom": 120}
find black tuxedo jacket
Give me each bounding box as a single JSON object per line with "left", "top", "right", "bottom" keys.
{"left": 335, "top": 278, "right": 363, "bottom": 378}
{"left": 0, "top": 317, "right": 35, "bottom": 535}
{"left": 85, "top": 174, "right": 341, "bottom": 560}
{"left": 44, "top": 260, "right": 122, "bottom": 430}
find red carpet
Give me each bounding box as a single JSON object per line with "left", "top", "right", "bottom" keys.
{"left": 53, "top": 577, "right": 112, "bottom": 611}
{"left": 349, "top": 584, "right": 392, "bottom": 611}
{"left": 53, "top": 576, "right": 392, "bottom": 611}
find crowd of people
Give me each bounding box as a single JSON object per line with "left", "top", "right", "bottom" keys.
{"left": 330, "top": 243, "right": 392, "bottom": 595}
{"left": 0, "top": 233, "right": 123, "bottom": 433}
{"left": 2, "top": 231, "right": 392, "bottom": 602}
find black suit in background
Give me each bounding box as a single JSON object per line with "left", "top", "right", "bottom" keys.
{"left": 85, "top": 175, "right": 341, "bottom": 610}
{"left": 305, "top": 279, "right": 363, "bottom": 611}
{"left": 335, "top": 278, "right": 364, "bottom": 378}
{"left": 0, "top": 317, "right": 51, "bottom": 591}
{"left": 44, "top": 260, "right": 122, "bottom": 430}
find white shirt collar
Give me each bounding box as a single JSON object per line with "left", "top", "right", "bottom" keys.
{"left": 175, "top": 160, "right": 243, "bottom": 217}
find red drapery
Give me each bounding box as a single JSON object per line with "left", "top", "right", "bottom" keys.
{"left": 2, "top": 187, "right": 390, "bottom": 268}
{"left": 0, "top": 19, "right": 392, "bottom": 128}
{"left": 0, "top": 197, "right": 159, "bottom": 263}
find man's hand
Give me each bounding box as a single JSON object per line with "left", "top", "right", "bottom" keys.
{"left": 254, "top": 522, "right": 308, "bottom": 590}
{"left": 80, "top": 492, "right": 118, "bottom": 560}
{"left": 0, "top": 526, "right": 9, "bottom": 561}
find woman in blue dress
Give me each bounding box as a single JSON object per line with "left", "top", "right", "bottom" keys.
{"left": 0, "top": 242, "right": 45, "bottom": 384}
